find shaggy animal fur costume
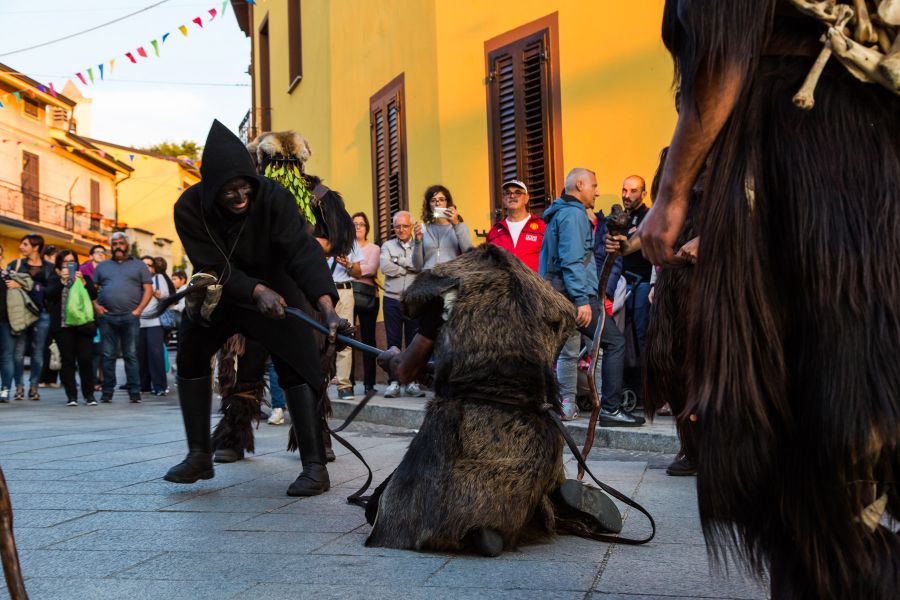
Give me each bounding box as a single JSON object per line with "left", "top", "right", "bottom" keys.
{"left": 366, "top": 244, "right": 578, "bottom": 553}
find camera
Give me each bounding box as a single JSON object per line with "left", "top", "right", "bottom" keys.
{"left": 432, "top": 207, "right": 449, "bottom": 219}
{"left": 66, "top": 263, "right": 77, "bottom": 287}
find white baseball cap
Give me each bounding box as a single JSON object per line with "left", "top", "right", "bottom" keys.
{"left": 501, "top": 179, "right": 528, "bottom": 194}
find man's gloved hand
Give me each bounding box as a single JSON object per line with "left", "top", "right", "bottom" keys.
{"left": 377, "top": 346, "right": 402, "bottom": 379}
{"left": 252, "top": 284, "right": 286, "bottom": 319}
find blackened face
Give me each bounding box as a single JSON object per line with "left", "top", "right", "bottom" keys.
{"left": 216, "top": 177, "right": 255, "bottom": 215}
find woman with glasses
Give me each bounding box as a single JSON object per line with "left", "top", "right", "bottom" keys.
{"left": 411, "top": 185, "right": 472, "bottom": 271}
{"left": 44, "top": 250, "right": 98, "bottom": 406}
{"left": 350, "top": 212, "right": 381, "bottom": 394}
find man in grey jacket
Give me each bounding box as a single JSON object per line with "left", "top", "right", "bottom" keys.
{"left": 380, "top": 211, "right": 425, "bottom": 398}
{"left": 540, "top": 168, "right": 642, "bottom": 426}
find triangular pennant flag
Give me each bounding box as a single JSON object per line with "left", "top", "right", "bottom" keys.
{"left": 98, "top": 64, "right": 104, "bottom": 80}
{"left": 179, "top": 25, "right": 188, "bottom": 37}
{"left": 87, "top": 68, "right": 94, "bottom": 84}
{"left": 162, "top": 32, "right": 170, "bottom": 43}
{"left": 222, "top": 1, "right": 228, "bottom": 16}
{"left": 13, "top": 92, "right": 21, "bottom": 102}
{"left": 125, "top": 52, "right": 136, "bottom": 63}
{"left": 129, "top": 154, "right": 135, "bottom": 161}
{"left": 208, "top": 8, "right": 217, "bottom": 20}
{"left": 0, "top": 101, "right": 4, "bottom": 109}
{"left": 137, "top": 47, "right": 148, "bottom": 58}
{"left": 27, "top": 89, "right": 35, "bottom": 98}
{"left": 49, "top": 82, "right": 57, "bottom": 97}
{"left": 109, "top": 58, "right": 116, "bottom": 73}
{"left": 98, "top": 150, "right": 106, "bottom": 158}
{"left": 247, "top": 0, "right": 256, "bottom": 5}
{"left": 192, "top": 16, "right": 203, "bottom": 28}
{"left": 49, "top": 144, "right": 54, "bottom": 150}
{"left": 151, "top": 40, "right": 159, "bottom": 57}
{"left": 66, "top": 147, "right": 74, "bottom": 153}
{"left": 76, "top": 72, "right": 87, "bottom": 85}
{"left": 37, "top": 85, "right": 45, "bottom": 94}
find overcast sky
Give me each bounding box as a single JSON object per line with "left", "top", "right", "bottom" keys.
{"left": 0, "top": 0, "right": 251, "bottom": 148}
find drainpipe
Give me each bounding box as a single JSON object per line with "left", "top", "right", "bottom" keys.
{"left": 114, "top": 171, "right": 132, "bottom": 232}
{"left": 67, "top": 177, "right": 79, "bottom": 232}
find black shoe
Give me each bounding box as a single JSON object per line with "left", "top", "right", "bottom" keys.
{"left": 284, "top": 384, "right": 330, "bottom": 497}
{"left": 164, "top": 451, "right": 214, "bottom": 483}
{"left": 666, "top": 453, "right": 697, "bottom": 476}
{"left": 118, "top": 384, "right": 128, "bottom": 390}
{"left": 598, "top": 408, "right": 645, "bottom": 427}
{"left": 213, "top": 448, "right": 243, "bottom": 463}
{"left": 129, "top": 393, "right": 142, "bottom": 404}
{"left": 469, "top": 527, "right": 504, "bottom": 557}
{"left": 100, "top": 393, "right": 113, "bottom": 403}
{"left": 557, "top": 479, "right": 623, "bottom": 533}
{"left": 325, "top": 447, "right": 336, "bottom": 462}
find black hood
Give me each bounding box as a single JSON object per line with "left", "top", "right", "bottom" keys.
{"left": 199, "top": 119, "right": 259, "bottom": 211}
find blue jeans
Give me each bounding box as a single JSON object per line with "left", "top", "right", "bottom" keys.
{"left": 556, "top": 298, "right": 625, "bottom": 412}
{"left": 628, "top": 281, "right": 651, "bottom": 357}
{"left": 98, "top": 313, "right": 141, "bottom": 395}
{"left": 0, "top": 322, "right": 15, "bottom": 390}
{"left": 267, "top": 360, "right": 285, "bottom": 409}
{"left": 14, "top": 311, "right": 50, "bottom": 389}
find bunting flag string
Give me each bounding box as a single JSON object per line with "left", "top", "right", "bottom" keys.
{"left": 150, "top": 40, "right": 160, "bottom": 57}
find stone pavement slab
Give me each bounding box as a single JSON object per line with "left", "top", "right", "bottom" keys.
{"left": 1, "top": 370, "right": 766, "bottom": 599}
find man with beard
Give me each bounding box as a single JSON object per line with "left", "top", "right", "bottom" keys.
{"left": 639, "top": 1, "right": 900, "bottom": 598}
{"left": 164, "top": 121, "right": 341, "bottom": 497}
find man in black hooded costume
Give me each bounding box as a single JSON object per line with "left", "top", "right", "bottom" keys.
{"left": 164, "top": 120, "right": 340, "bottom": 497}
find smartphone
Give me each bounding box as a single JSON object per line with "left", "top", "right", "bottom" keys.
{"left": 66, "top": 263, "right": 76, "bottom": 287}
{"left": 432, "top": 207, "right": 449, "bottom": 219}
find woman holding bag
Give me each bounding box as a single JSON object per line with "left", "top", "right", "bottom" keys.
{"left": 44, "top": 250, "right": 98, "bottom": 406}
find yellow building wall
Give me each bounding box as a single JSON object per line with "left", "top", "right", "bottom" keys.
{"left": 92, "top": 143, "right": 199, "bottom": 268}
{"left": 249, "top": 0, "right": 675, "bottom": 239}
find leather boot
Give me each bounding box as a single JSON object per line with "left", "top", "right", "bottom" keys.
{"left": 164, "top": 376, "right": 214, "bottom": 483}
{"left": 284, "top": 384, "right": 330, "bottom": 496}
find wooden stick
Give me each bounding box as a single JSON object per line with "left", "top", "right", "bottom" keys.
{"left": 0, "top": 466, "right": 28, "bottom": 600}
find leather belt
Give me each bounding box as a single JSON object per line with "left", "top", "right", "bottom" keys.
{"left": 335, "top": 282, "right": 353, "bottom": 290}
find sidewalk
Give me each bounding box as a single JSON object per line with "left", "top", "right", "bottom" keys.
{"left": 0, "top": 379, "right": 765, "bottom": 599}
{"left": 330, "top": 386, "right": 680, "bottom": 454}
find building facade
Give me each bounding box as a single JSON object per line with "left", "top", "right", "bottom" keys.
{"left": 232, "top": 0, "right": 676, "bottom": 243}
{"left": 0, "top": 64, "right": 132, "bottom": 261}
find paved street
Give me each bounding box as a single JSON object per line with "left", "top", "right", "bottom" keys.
{"left": 1, "top": 382, "right": 767, "bottom": 600}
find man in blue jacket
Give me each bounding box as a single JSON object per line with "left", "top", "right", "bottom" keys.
{"left": 540, "top": 168, "right": 643, "bottom": 426}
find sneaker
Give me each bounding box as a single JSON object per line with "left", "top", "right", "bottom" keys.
{"left": 597, "top": 408, "right": 645, "bottom": 427}
{"left": 384, "top": 381, "right": 401, "bottom": 398}
{"left": 267, "top": 407, "right": 285, "bottom": 425}
{"left": 49, "top": 382, "right": 61, "bottom": 389}
{"left": 404, "top": 382, "right": 426, "bottom": 398}
{"left": 28, "top": 388, "right": 40, "bottom": 401}
{"left": 561, "top": 398, "right": 579, "bottom": 421}
{"left": 100, "top": 393, "right": 113, "bottom": 403}
{"left": 14, "top": 385, "right": 24, "bottom": 401}
{"left": 337, "top": 388, "right": 355, "bottom": 400}
{"left": 152, "top": 390, "right": 168, "bottom": 397}
{"left": 66, "top": 399, "right": 78, "bottom": 407}
{"left": 38, "top": 383, "right": 47, "bottom": 388}
{"left": 129, "top": 393, "right": 142, "bottom": 404}
{"left": 0, "top": 388, "right": 8, "bottom": 403}
{"left": 86, "top": 397, "right": 98, "bottom": 407}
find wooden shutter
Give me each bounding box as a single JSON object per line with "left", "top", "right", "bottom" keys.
{"left": 370, "top": 75, "right": 408, "bottom": 244}
{"left": 21, "top": 151, "right": 39, "bottom": 222}
{"left": 486, "top": 22, "right": 561, "bottom": 218}
{"left": 90, "top": 179, "right": 101, "bottom": 231}
{"left": 258, "top": 15, "right": 271, "bottom": 132}
{"left": 287, "top": 0, "right": 303, "bottom": 90}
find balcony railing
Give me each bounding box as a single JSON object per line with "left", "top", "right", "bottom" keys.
{"left": 0, "top": 180, "right": 113, "bottom": 242}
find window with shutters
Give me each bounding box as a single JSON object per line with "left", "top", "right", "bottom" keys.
{"left": 90, "top": 179, "right": 101, "bottom": 231}
{"left": 485, "top": 15, "right": 563, "bottom": 218}
{"left": 258, "top": 15, "right": 272, "bottom": 132}
{"left": 287, "top": 0, "right": 302, "bottom": 92}
{"left": 23, "top": 97, "right": 40, "bottom": 120}
{"left": 21, "top": 151, "right": 39, "bottom": 222}
{"left": 369, "top": 74, "right": 408, "bottom": 245}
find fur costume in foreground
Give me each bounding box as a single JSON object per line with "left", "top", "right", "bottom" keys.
{"left": 663, "top": 1, "right": 900, "bottom": 597}
{"left": 366, "top": 244, "right": 576, "bottom": 552}
{"left": 211, "top": 335, "right": 267, "bottom": 456}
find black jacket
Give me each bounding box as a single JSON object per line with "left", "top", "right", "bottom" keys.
{"left": 173, "top": 120, "right": 337, "bottom": 314}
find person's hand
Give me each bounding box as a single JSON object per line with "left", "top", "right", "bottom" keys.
{"left": 414, "top": 222, "right": 423, "bottom": 241}
{"left": 93, "top": 302, "right": 107, "bottom": 316}
{"left": 446, "top": 206, "right": 460, "bottom": 225}
{"left": 5, "top": 279, "right": 21, "bottom": 289}
{"left": 75, "top": 271, "right": 84, "bottom": 282}
{"left": 334, "top": 255, "right": 351, "bottom": 269}
{"left": 638, "top": 193, "right": 689, "bottom": 267}
{"left": 648, "top": 286, "right": 655, "bottom": 305}
{"left": 252, "top": 284, "right": 286, "bottom": 319}
{"left": 605, "top": 234, "right": 628, "bottom": 255}
{"left": 130, "top": 308, "right": 142, "bottom": 317}
{"left": 676, "top": 236, "right": 699, "bottom": 264}
{"left": 324, "top": 308, "right": 342, "bottom": 343}
{"left": 575, "top": 304, "right": 592, "bottom": 328}
{"left": 377, "top": 346, "right": 401, "bottom": 376}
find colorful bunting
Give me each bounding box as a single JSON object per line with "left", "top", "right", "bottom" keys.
{"left": 128, "top": 154, "right": 135, "bottom": 161}
{"left": 87, "top": 68, "right": 94, "bottom": 84}
{"left": 109, "top": 59, "right": 115, "bottom": 73}
{"left": 150, "top": 39, "right": 159, "bottom": 57}
{"left": 162, "top": 32, "right": 170, "bottom": 43}
{"left": 49, "top": 83, "right": 57, "bottom": 97}
{"left": 0, "top": 101, "right": 3, "bottom": 109}
{"left": 208, "top": 8, "right": 217, "bottom": 20}
{"left": 137, "top": 47, "right": 148, "bottom": 58}
{"left": 98, "top": 64, "right": 104, "bottom": 80}
{"left": 193, "top": 16, "right": 203, "bottom": 28}
{"left": 12, "top": 92, "right": 21, "bottom": 102}
{"left": 247, "top": 0, "right": 256, "bottom": 5}
{"left": 179, "top": 25, "right": 188, "bottom": 36}
{"left": 125, "top": 52, "right": 136, "bottom": 63}
{"left": 222, "top": 2, "right": 228, "bottom": 16}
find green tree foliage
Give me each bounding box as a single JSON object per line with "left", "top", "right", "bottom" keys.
{"left": 142, "top": 140, "right": 201, "bottom": 160}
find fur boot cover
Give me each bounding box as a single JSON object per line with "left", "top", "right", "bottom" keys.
{"left": 366, "top": 244, "right": 576, "bottom": 553}
{"left": 212, "top": 335, "right": 266, "bottom": 454}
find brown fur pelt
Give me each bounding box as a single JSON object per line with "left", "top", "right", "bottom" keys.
{"left": 212, "top": 335, "right": 266, "bottom": 454}
{"left": 366, "top": 244, "right": 576, "bottom": 553}
{"left": 247, "top": 130, "right": 311, "bottom": 168}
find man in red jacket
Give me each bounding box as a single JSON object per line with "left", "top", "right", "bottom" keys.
{"left": 486, "top": 179, "right": 545, "bottom": 272}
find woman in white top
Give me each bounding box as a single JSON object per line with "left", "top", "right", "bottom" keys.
{"left": 350, "top": 212, "right": 381, "bottom": 393}
{"left": 138, "top": 256, "right": 169, "bottom": 395}
{"left": 411, "top": 185, "right": 473, "bottom": 271}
